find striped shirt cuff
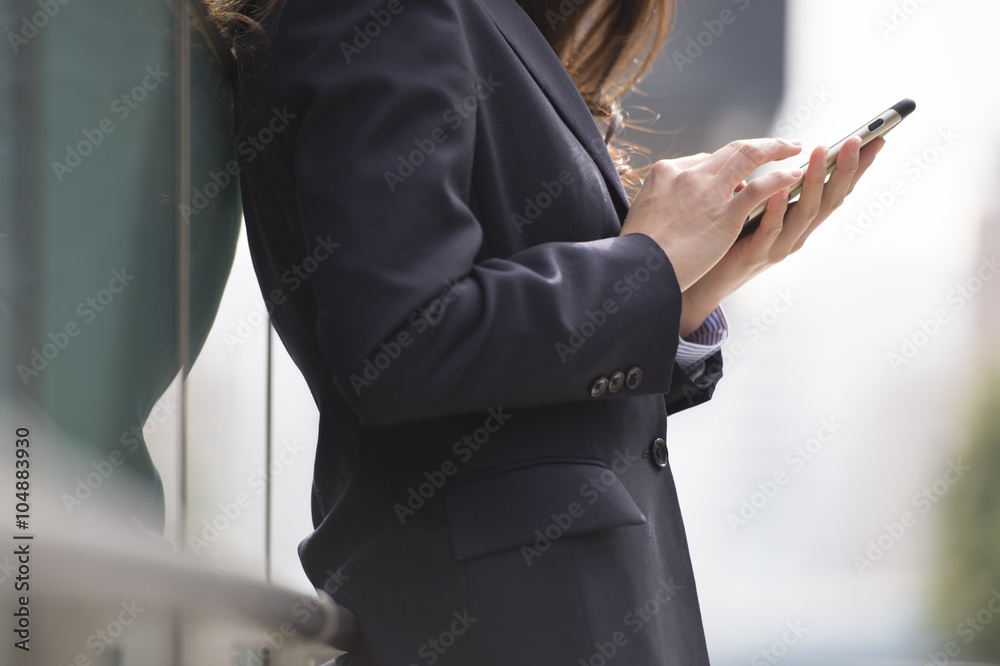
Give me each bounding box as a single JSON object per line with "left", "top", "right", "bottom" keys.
{"left": 676, "top": 306, "right": 728, "bottom": 380}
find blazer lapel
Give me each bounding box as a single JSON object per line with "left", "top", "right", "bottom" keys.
{"left": 481, "top": 0, "right": 631, "bottom": 222}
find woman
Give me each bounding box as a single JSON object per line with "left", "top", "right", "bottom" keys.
{"left": 211, "top": 0, "right": 882, "bottom": 663}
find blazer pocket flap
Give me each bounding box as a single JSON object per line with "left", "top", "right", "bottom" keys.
{"left": 444, "top": 461, "right": 646, "bottom": 561}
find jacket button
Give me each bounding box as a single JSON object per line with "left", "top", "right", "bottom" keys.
{"left": 590, "top": 376, "right": 609, "bottom": 398}
{"left": 608, "top": 371, "right": 625, "bottom": 393}
{"left": 650, "top": 438, "right": 668, "bottom": 468}
{"left": 625, "top": 366, "right": 642, "bottom": 390}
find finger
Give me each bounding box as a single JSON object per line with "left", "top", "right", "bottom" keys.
{"left": 724, "top": 188, "right": 789, "bottom": 280}
{"left": 780, "top": 141, "right": 850, "bottom": 253}
{"left": 698, "top": 137, "right": 801, "bottom": 172}
{"left": 733, "top": 180, "right": 748, "bottom": 195}
{"left": 787, "top": 144, "right": 830, "bottom": 229}
{"left": 715, "top": 139, "right": 804, "bottom": 191}
{"left": 746, "top": 187, "right": 789, "bottom": 251}
{"left": 789, "top": 138, "right": 864, "bottom": 252}
{"left": 700, "top": 137, "right": 803, "bottom": 188}
{"left": 845, "top": 138, "right": 885, "bottom": 197}
{"left": 731, "top": 167, "right": 803, "bottom": 222}
{"left": 817, "top": 136, "right": 862, "bottom": 217}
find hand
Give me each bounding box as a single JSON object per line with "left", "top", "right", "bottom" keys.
{"left": 620, "top": 137, "right": 806, "bottom": 292}
{"left": 677, "top": 136, "right": 885, "bottom": 336}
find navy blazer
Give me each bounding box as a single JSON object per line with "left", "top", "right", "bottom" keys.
{"left": 235, "top": 0, "right": 724, "bottom": 663}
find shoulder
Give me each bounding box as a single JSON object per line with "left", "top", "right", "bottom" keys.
{"left": 243, "top": 0, "right": 486, "bottom": 100}
{"left": 265, "top": 0, "right": 477, "bottom": 49}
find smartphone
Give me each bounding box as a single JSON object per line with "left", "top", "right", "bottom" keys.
{"left": 738, "top": 98, "right": 916, "bottom": 239}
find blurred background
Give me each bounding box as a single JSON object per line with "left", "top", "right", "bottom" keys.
{"left": 2, "top": 0, "right": 999, "bottom": 664}
{"left": 644, "top": 1, "right": 1000, "bottom": 664}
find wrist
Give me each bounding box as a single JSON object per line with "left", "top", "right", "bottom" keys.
{"left": 679, "top": 290, "right": 713, "bottom": 338}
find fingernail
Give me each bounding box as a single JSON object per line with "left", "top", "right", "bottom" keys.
{"left": 790, "top": 169, "right": 804, "bottom": 178}
{"left": 784, "top": 138, "right": 803, "bottom": 146}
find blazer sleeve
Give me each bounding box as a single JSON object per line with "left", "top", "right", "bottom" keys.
{"left": 264, "top": 0, "right": 703, "bottom": 426}
{"left": 663, "top": 351, "right": 724, "bottom": 416}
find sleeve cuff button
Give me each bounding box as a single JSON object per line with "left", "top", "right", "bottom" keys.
{"left": 626, "top": 366, "right": 642, "bottom": 390}
{"left": 590, "top": 376, "right": 609, "bottom": 398}
{"left": 608, "top": 371, "right": 625, "bottom": 393}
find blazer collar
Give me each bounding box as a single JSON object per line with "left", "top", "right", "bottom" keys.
{"left": 481, "top": 0, "right": 631, "bottom": 222}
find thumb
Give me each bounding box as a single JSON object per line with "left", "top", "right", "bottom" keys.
{"left": 731, "top": 169, "right": 803, "bottom": 225}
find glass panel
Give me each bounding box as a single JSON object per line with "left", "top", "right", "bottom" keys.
{"left": 0, "top": 0, "right": 255, "bottom": 663}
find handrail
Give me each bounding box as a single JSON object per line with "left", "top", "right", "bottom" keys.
{"left": 27, "top": 524, "right": 359, "bottom": 651}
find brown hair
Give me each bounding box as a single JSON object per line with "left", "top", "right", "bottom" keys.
{"left": 513, "top": 0, "right": 676, "bottom": 197}
{"left": 204, "top": 0, "right": 675, "bottom": 198}
{"left": 202, "top": 0, "right": 277, "bottom": 49}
